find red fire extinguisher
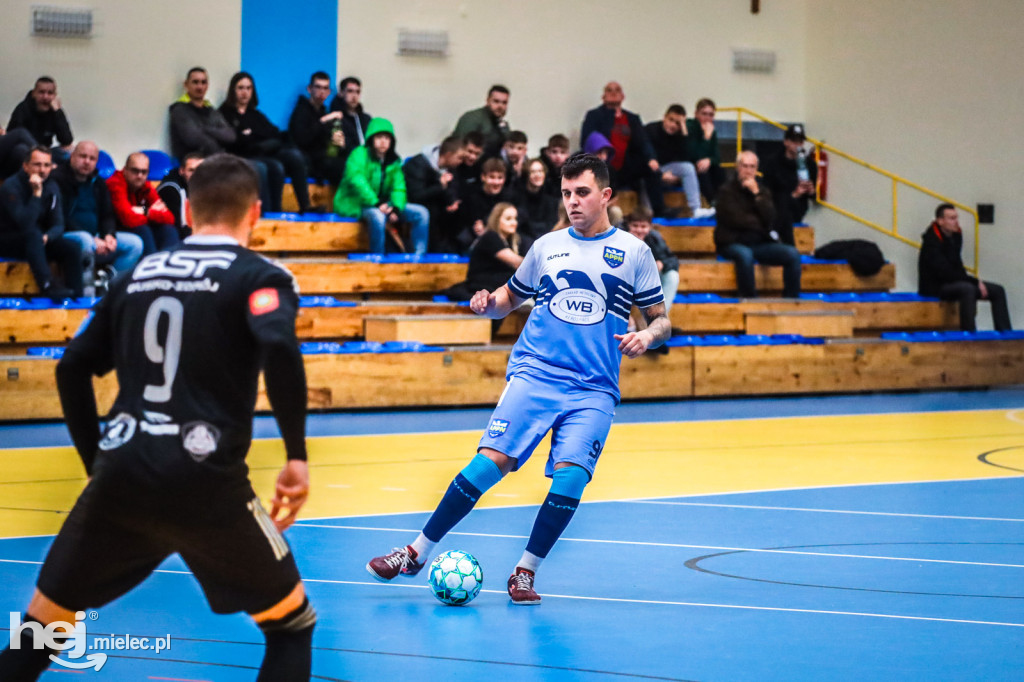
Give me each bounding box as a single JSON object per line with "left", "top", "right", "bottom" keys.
{"left": 816, "top": 146, "right": 829, "bottom": 201}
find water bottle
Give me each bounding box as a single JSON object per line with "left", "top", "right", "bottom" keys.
{"left": 326, "top": 120, "right": 342, "bottom": 158}
{"left": 796, "top": 148, "right": 810, "bottom": 183}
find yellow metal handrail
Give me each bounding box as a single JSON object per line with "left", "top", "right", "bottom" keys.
{"left": 716, "top": 106, "right": 979, "bottom": 274}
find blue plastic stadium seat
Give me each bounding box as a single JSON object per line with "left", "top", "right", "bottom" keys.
{"left": 96, "top": 150, "right": 116, "bottom": 179}
{"left": 298, "top": 296, "right": 355, "bottom": 308}
{"left": 141, "top": 149, "right": 177, "bottom": 181}
{"left": 27, "top": 347, "right": 65, "bottom": 358}
{"left": 651, "top": 217, "right": 716, "bottom": 227}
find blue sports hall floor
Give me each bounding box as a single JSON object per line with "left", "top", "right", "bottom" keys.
{"left": 2, "top": 387, "right": 1024, "bottom": 680}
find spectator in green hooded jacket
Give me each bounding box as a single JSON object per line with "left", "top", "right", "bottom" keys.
{"left": 333, "top": 117, "right": 429, "bottom": 255}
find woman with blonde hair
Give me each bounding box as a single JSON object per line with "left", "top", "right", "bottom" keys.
{"left": 441, "top": 202, "right": 533, "bottom": 301}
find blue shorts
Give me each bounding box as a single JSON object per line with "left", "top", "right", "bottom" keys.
{"left": 478, "top": 372, "right": 615, "bottom": 478}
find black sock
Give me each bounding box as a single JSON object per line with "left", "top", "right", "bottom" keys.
{"left": 256, "top": 598, "right": 316, "bottom": 682}
{"left": 0, "top": 615, "right": 57, "bottom": 681}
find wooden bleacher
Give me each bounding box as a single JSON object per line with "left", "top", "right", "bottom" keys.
{"left": 3, "top": 212, "right": 1022, "bottom": 422}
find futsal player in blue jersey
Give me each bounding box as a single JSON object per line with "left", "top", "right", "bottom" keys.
{"left": 367, "top": 153, "right": 671, "bottom": 604}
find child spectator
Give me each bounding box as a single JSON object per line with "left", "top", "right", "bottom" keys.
{"left": 456, "top": 158, "right": 513, "bottom": 253}
{"left": 333, "top": 117, "right": 429, "bottom": 255}
{"left": 540, "top": 134, "right": 570, "bottom": 198}
{"left": 686, "top": 98, "right": 725, "bottom": 203}
{"left": 624, "top": 207, "right": 679, "bottom": 314}
{"left": 519, "top": 158, "right": 560, "bottom": 239}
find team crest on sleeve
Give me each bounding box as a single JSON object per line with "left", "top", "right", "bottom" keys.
{"left": 602, "top": 246, "right": 625, "bottom": 268}
{"left": 249, "top": 288, "right": 280, "bottom": 315}
{"left": 488, "top": 419, "right": 510, "bottom": 438}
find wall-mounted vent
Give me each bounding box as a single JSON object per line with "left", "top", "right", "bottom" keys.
{"left": 732, "top": 48, "right": 776, "bottom": 74}
{"left": 397, "top": 29, "right": 448, "bottom": 58}
{"left": 32, "top": 6, "right": 93, "bottom": 38}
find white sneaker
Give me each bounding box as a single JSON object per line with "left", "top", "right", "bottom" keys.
{"left": 693, "top": 207, "right": 716, "bottom": 219}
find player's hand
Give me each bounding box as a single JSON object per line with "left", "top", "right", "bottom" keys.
{"left": 615, "top": 330, "right": 653, "bottom": 358}
{"left": 469, "top": 289, "right": 496, "bottom": 316}
{"left": 270, "top": 459, "right": 309, "bottom": 532}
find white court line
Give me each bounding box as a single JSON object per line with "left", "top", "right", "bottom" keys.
{"left": 291, "top": 523, "right": 1024, "bottom": 569}
{"left": 2, "top": 558, "right": 1020, "bottom": 628}
{"left": 297, "top": 577, "right": 1024, "bottom": 629}
{"left": 629, "top": 500, "right": 1024, "bottom": 523}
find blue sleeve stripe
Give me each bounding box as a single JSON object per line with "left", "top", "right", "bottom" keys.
{"left": 636, "top": 286, "right": 662, "bottom": 300}
{"left": 508, "top": 276, "right": 534, "bottom": 298}
{"left": 635, "top": 293, "right": 665, "bottom": 306}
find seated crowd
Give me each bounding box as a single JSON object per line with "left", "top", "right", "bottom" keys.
{"left": 0, "top": 72, "right": 1011, "bottom": 333}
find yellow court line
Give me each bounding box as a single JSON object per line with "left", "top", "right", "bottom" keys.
{"left": 2, "top": 409, "right": 1022, "bottom": 538}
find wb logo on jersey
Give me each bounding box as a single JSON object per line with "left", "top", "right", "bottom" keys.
{"left": 488, "top": 419, "right": 509, "bottom": 438}
{"left": 603, "top": 247, "right": 625, "bottom": 268}
{"left": 134, "top": 250, "right": 237, "bottom": 280}
{"left": 537, "top": 269, "right": 632, "bottom": 325}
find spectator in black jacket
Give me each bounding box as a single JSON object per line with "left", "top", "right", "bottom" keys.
{"left": 220, "top": 71, "right": 313, "bottom": 213}
{"left": 519, "top": 158, "right": 559, "bottom": 239}
{"left": 761, "top": 124, "right": 817, "bottom": 246}
{"left": 539, "top": 134, "right": 570, "bottom": 199}
{"left": 157, "top": 152, "right": 204, "bottom": 237}
{"left": 456, "top": 158, "right": 513, "bottom": 253}
{"left": 0, "top": 126, "right": 37, "bottom": 179}
{"left": 919, "top": 203, "right": 1012, "bottom": 331}
{"left": 0, "top": 146, "right": 82, "bottom": 298}
{"left": 645, "top": 104, "right": 712, "bottom": 219}
{"left": 329, "top": 76, "right": 372, "bottom": 161}
{"left": 625, "top": 207, "right": 679, "bottom": 314}
{"left": 52, "top": 141, "right": 143, "bottom": 289}
{"left": 454, "top": 131, "right": 485, "bottom": 195}
{"left": 288, "top": 71, "right": 345, "bottom": 186}
{"left": 580, "top": 81, "right": 663, "bottom": 214}
{"left": 443, "top": 202, "right": 533, "bottom": 302}
{"left": 404, "top": 135, "right": 465, "bottom": 253}
{"left": 6, "top": 77, "right": 74, "bottom": 161}
{"left": 715, "top": 151, "right": 801, "bottom": 298}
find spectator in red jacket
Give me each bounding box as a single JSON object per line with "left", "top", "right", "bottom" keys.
{"left": 106, "top": 152, "right": 178, "bottom": 255}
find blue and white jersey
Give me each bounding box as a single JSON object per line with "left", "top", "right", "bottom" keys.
{"left": 505, "top": 226, "right": 664, "bottom": 401}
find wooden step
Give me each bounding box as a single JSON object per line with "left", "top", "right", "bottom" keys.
{"left": 744, "top": 310, "right": 855, "bottom": 337}
{"left": 6, "top": 337, "right": 1024, "bottom": 420}
{"left": 677, "top": 261, "right": 895, "bottom": 293}
{"left": 659, "top": 224, "right": 814, "bottom": 255}
{"left": 363, "top": 314, "right": 491, "bottom": 345}
{"left": 669, "top": 298, "right": 957, "bottom": 334}
{"left": 250, "top": 216, "right": 366, "bottom": 252}
{"left": 1, "top": 261, "right": 40, "bottom": 295}
{"left": 282, "top": 258, "right": 467, "bottom": 294}
{"left": 281, "top": 183, "right": 334, "bottom": 213}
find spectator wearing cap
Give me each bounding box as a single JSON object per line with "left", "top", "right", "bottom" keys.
{"left": 760, "top": 123, "right": 817, "bottom": 246}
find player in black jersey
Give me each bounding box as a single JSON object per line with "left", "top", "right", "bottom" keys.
{"left": 0, "top": 154, "right": 315, "bottom": 681}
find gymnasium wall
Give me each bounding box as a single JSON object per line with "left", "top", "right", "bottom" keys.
{"left": 805, "top": 0, "right": 1024, "bottom": 327}
{"left": 0, "top": 0, "right": 241, "bottom": 162}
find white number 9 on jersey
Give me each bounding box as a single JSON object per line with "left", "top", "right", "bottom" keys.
{"left": 143, "top": 296, "right": 184, "bottom": 403}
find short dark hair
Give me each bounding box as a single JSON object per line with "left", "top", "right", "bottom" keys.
{"left": 624, "top": 207, "right": 654, "bottom": 225}
{"left": 309, "top": 71, "right": 330, "bottom": 86}
{"left": 561, "top": 153, "right": 610, "bottom": 189}
{"left": 665, "top": 103, "right": 686, "bottom": 117}
{"left": 507, "top": 130, "right": 528, "bottom": 145}
{"left": 695, "top": 97, "right": 716, "bottom": 113}
{"left": 481, "top": 158, "right": 507, "bottom": 176}
{"left": 182, "top": 151, "right": 205, "bottom": 166}
{"left": 935, "top": 203, "right": 956, "bottom": 219}
{"left": 339, "top": 76, "right": 361, "bottom": 91}
{"left": 186, "top": 66, "right": 207, "bottom": 80}
{"left": 188, "top": 153, "right": 259, "bottom": 227}
{"left": 34, "top": 76, "right": 56, "bottom": 88}
{"left": 463, "top": 131, "right": 485, "bottom": 149}
{"left": 24, "top": 145, "right": 53, "bottom": 163}
{"left": 488, "top": 84, "right": 509, "bottom": 98}
{"left": 224, "top": 71, "right": 258, "bottom": 109}
{"left": 545, "top": 134, "right": 569, "bottom": 151}
{"left": 439, "top": 135, "right": 463, "bottom": 156}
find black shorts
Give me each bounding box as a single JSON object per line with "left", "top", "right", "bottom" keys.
{"left": 37, "top": 474, "right": 301, "bottom": 615}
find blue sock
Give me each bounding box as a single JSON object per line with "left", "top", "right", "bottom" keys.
{"left": 422, "top": 454, "right": 503, "bottom": 543}
{"left": 524, "top": 466, "right": 589, "bottom": 559}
